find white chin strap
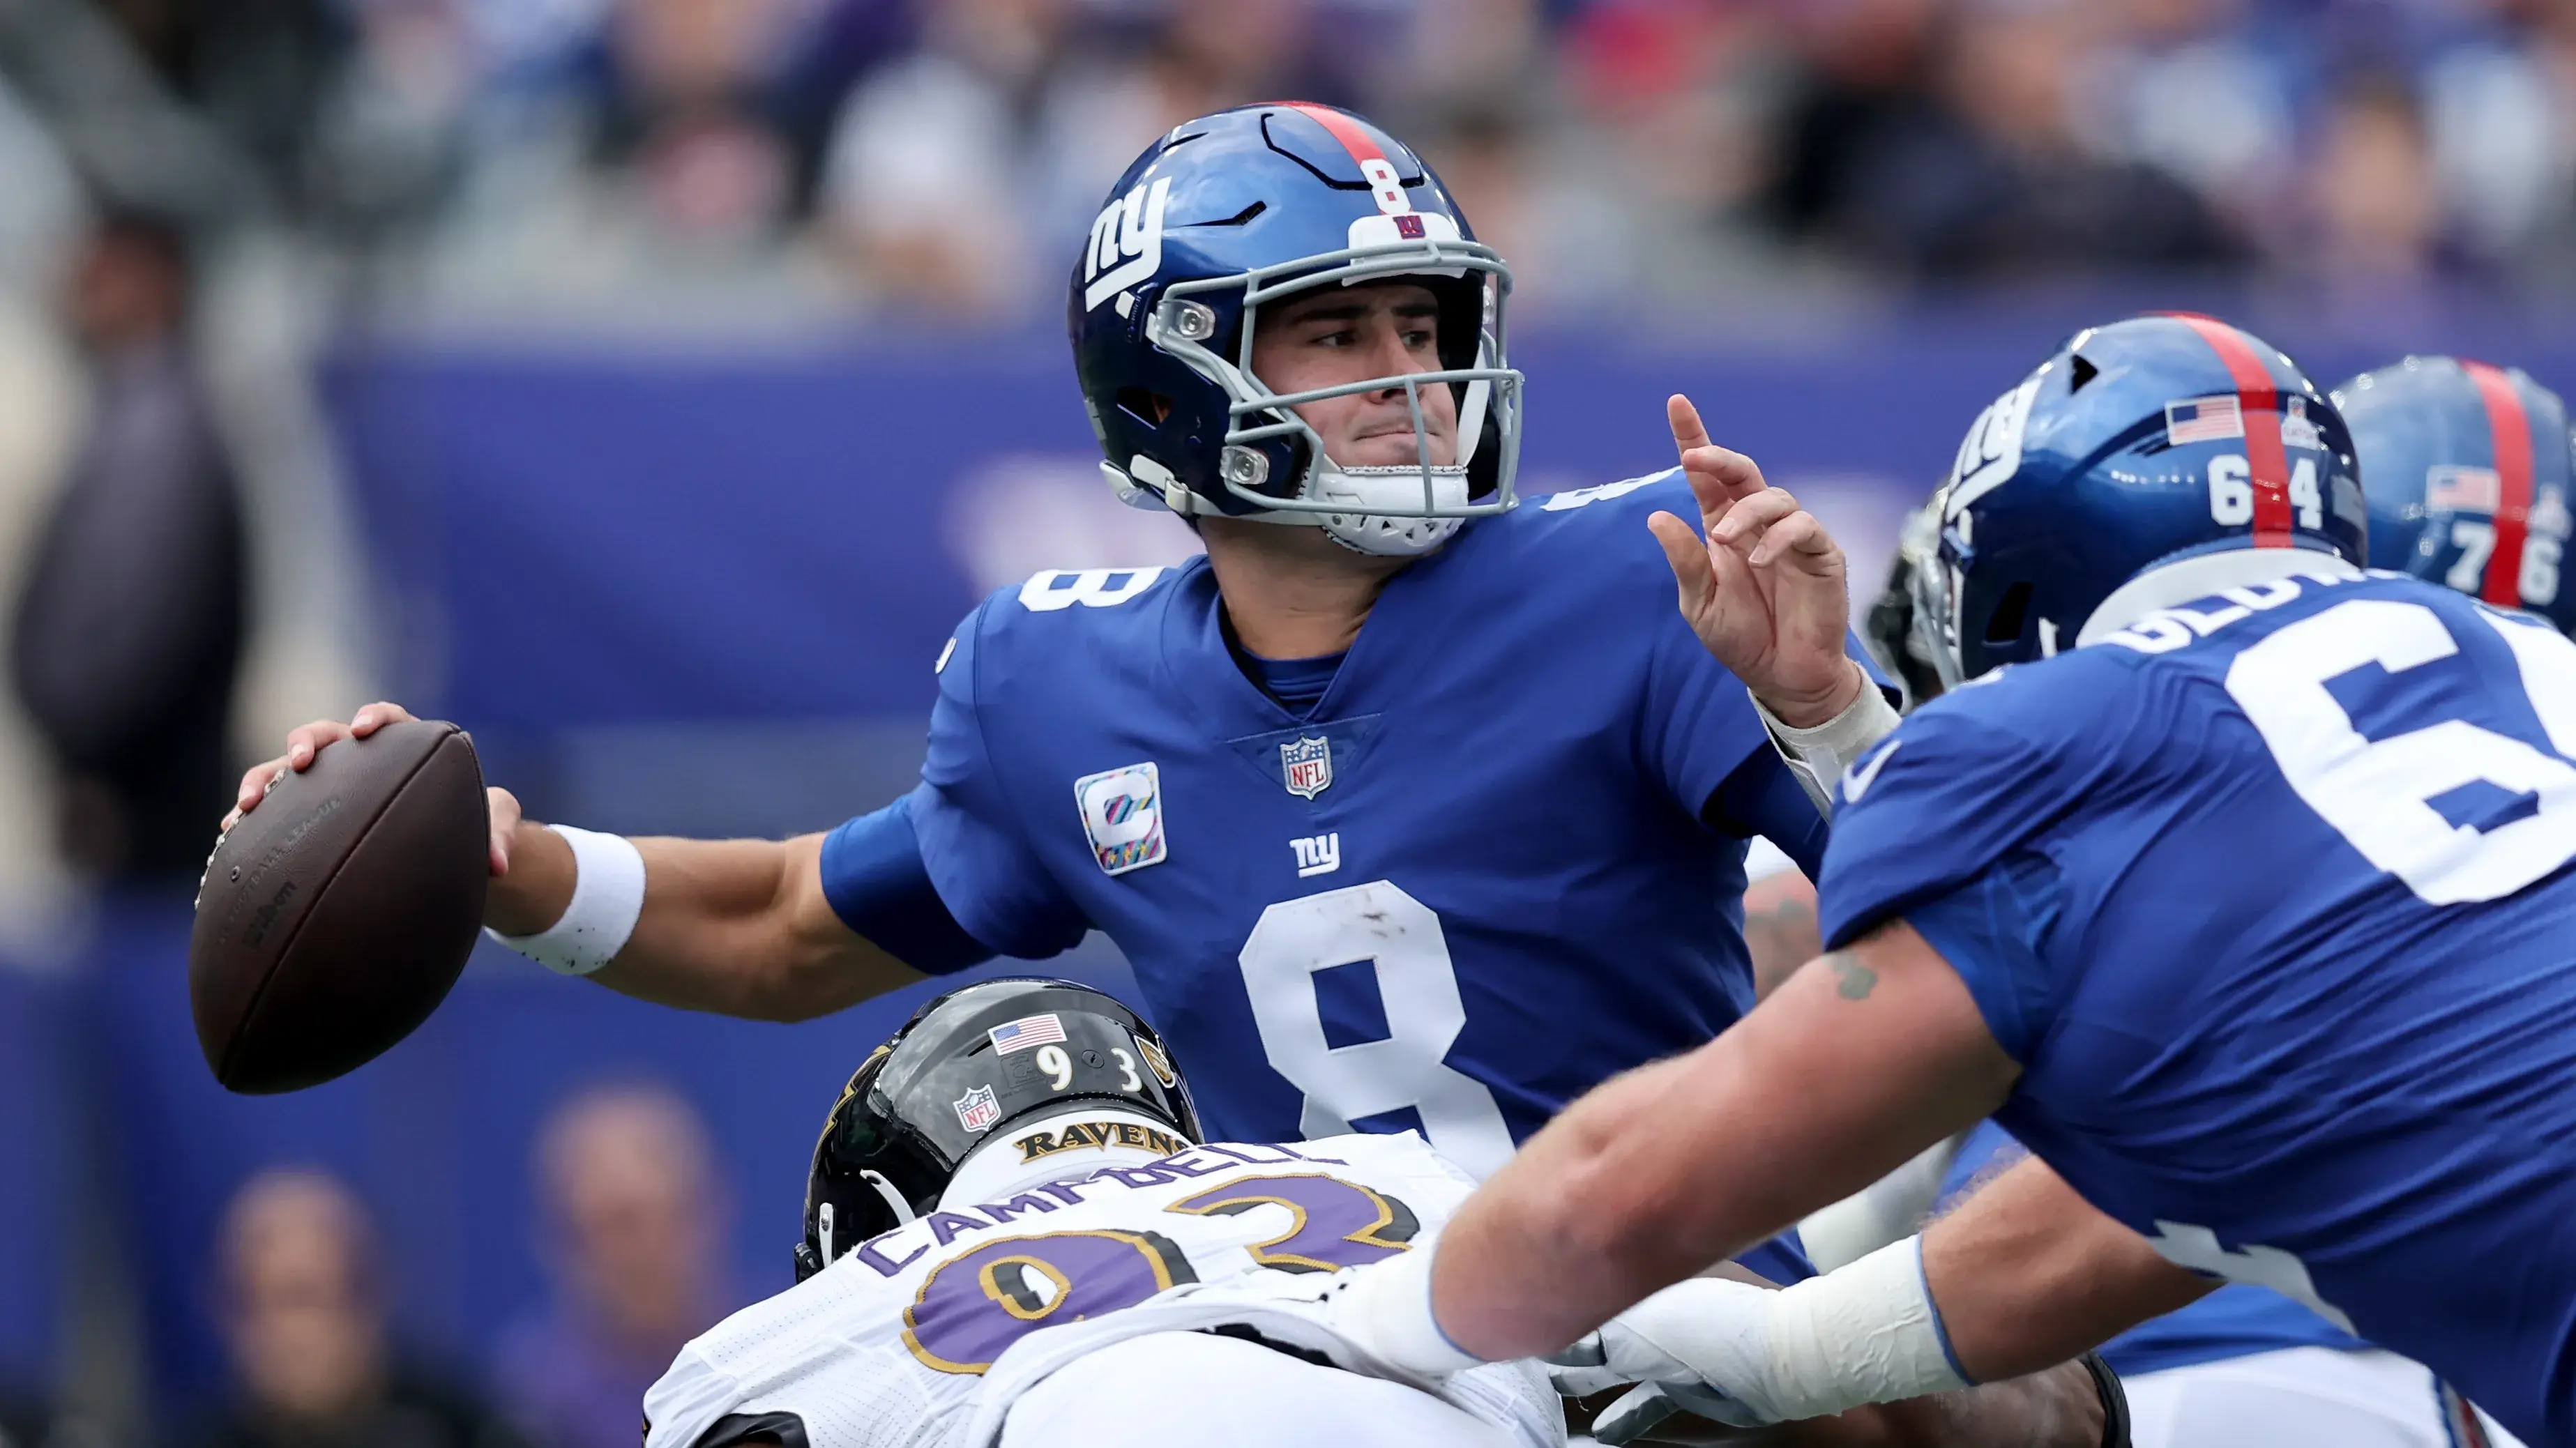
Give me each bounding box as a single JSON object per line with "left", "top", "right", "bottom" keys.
{"left": 1310, "top": 464, "right": 1471, "bottom": 557}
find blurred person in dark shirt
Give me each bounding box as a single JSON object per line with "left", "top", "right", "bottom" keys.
{"left": 1763, "top": 0, "right": 1948, "bottom": 241}
{"left": 1766, "top": 0, "right": 2241, "bottom": 280}
{"left": 197, "top": 1168, "right": 526, "bottom": 1448}
{"left": 495, "top": 1084, "right": 732, "bottom": 1448}
{"left": 10, "top": 209, "right": 245, "bottom": 887}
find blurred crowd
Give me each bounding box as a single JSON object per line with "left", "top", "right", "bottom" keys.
{"left": 0, "top": 0, "right": 2572, "bottom": 333}
{"left": 192, "top": 1084, "right": 729, "bottom": 1448}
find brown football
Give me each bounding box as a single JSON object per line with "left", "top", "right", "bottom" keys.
{"left": 190, "top": 719, "right": 490, "bottom": 1093}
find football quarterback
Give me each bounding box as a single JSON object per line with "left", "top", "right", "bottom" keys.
{"left": 232, "top": 105, "right": 1890, "bottom": 1287}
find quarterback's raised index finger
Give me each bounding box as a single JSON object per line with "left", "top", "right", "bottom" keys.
{"left": 1667, "top": 395, "right": 1712, "bottom": 457}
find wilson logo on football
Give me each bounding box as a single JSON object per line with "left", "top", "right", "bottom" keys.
{"left": 1084, "top": 176, "right": 1172, "bottom": 313}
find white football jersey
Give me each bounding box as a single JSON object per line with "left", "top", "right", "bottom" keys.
{"left": 642, "top": 1131, "right": 1562, "bottom": 1448}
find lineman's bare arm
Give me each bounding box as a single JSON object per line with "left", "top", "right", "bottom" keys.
{"left": 225, "top": 703, "right": 922, "bottom": 1020}
{"left": 1429, "top": 920, "right": 2208, "bottom": 1370}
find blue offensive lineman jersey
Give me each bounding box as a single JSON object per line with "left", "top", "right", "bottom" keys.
{"left": 826, "top": 471, "right": 1856, "bottom": 1285}
{"left": 1819, "top": 567, "right": 2576, "bottom": 1445}
{"left": 1936, "top": 1122, "right": 2358, "bottom": 1379}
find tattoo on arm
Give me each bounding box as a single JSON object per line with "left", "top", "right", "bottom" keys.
{"left": 1826, "top": 951, "right": 1878, "bottom": 1000}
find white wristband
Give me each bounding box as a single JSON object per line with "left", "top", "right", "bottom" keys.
{"left": 485, "top": 824, "right": 646, "bottom": 976}
{"left": 1758, "top": 1235, "right": 1968, "bottom": 1418}
{"left": 1753, "top": 678, "right": 1902, "bottom": 818}
{"left": 1333, "top": 1237, "right": 1485, "bottom": 1380}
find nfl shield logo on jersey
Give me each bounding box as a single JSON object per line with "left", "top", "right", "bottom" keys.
{"left": 1075, "top": 762, "right": 1167, "bottom": 876}
{"left": 953, "top": 1084, "right": 1001, "bottom": 1133}
{"left": 1280, "top": 736, "right": 1333, "bottom": 800}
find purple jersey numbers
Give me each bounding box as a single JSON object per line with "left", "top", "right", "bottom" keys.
{"left": 904, "top": 1228, "right": 1195, "bottom": 1373}
{"left": 899, "top": 1173, "right": 1421, "bottom": 1374}
{"left": 1166, "top": 1173, "right": 1420, "bottom": 1273}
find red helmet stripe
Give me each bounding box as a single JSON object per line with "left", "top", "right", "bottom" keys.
{"left": 2169, "top": 313, "right": 2294, "bottom": 547}
{"left": 2462, "top": 360, "right": 2535, "bottom": 608}
{"left": 1280, "top": 102, "right": 1390, "bottom": 168}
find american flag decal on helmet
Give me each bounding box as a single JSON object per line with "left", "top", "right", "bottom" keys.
{"left": 989, "top": 1014, "right": 1068, "bottom": 1055}
{"left": 2165, "top": 395, "right": 2245, "bottom": 445}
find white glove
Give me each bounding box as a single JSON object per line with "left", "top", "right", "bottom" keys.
{"left": 1545, "top": 1238, "right": 1969, "bottom": 1446}
{"left": 1545, "top": 1277, "right": 1783, "bottom": 1442}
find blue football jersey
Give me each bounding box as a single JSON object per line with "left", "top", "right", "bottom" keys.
{"left": 1936, "top": 1123, "right": 2359, "bottom": 1380}
{"left": 1820, "top": 566, "right": 2576, "bottom": 1444}
{"left": 863, "top": 472, "right": 1849, "bottom": 1283}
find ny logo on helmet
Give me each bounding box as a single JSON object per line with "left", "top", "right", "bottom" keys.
{"left": 1084, "top": 177, "right": 1172, "bottom": 313}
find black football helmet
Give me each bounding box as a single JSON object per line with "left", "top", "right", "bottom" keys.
{"left": 794, "top": 978, "right": 1198, "bottom": 1281}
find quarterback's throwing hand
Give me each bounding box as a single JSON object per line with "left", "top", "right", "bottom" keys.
{"left": 1649, "top": 395, "right": 1864, "bottom": 728}
{"left": 225, "top": 701, "right": 525, "bottom": 879}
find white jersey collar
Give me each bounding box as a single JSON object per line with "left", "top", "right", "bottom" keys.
{"left": 2077, "top": 549, "right": 2363, "bottom": 648}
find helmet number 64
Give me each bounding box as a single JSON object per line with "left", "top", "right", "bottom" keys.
{"left": 2208, "top": 455, "right": 2323, "bottom": 531}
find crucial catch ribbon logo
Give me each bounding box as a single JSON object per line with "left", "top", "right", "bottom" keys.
{"left": 1076, "top": 762, "right": 1167, "bottom": 876}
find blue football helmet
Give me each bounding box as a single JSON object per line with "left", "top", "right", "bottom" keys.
{"left": 2331, "top": 356, "right": 2575, "bottom": 634}
{"left": 1068, "top": 102, "right": 1523, "bottom": 556}
{"left": 1916, "top": 314, "right": 2365, "bottom": 685}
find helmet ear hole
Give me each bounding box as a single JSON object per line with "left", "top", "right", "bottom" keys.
{"left": 1985, "top": 581, "right": 2033, "bottom": 645}
{"left": 1116, "top": 388, "right": 1174, "bottom": 427}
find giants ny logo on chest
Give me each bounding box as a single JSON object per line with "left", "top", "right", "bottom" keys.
{"left": 1280, "top": 735, "right": 1333, "bottom": 800}
{"left": 1290, "top": 832, "right": 1340, "bottom": 878}
{"left": 1075, "top": 762, "right": 1167, "bottom": 876}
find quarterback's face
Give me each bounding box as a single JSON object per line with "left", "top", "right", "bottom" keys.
{"left": 1252, "top": 281, "right": 1457, "bottom": 470}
